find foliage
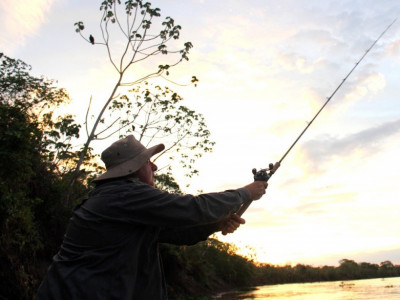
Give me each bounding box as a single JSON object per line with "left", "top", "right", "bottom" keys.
{"left": 104, "top": 81, "right": 214, "bottom": 178}
{"left": 0, "top": 102, "right": 44, "bottom": 299}
{"left": 0, "top": 53, "right": 101, "bottom": 179}
{"left": 256, "top": 259, "right": 400, "bottom": 286}
{"left": 0, "top": 53, "right": 93, "bottom": 299}
{"left": 161, "top": 238, "right": 257, "bottom": 298}
{"left": 71, "top": 0, "right": 200, "bottom": 193}
{"left": 155, "top": 173, "right": 182, "bottom": 194}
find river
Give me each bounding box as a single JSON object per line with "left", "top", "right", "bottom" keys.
{"left": 215, "top": 277, "right": 400, "bottom": 299}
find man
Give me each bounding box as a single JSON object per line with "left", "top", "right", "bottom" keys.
{"left": 37, "top": 135, "right": 268, "bottom": 299}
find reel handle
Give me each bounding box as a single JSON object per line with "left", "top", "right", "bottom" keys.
{"left": 252, "top": 161, "right": 280, "bottom": 182}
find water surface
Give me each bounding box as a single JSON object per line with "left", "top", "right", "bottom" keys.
{"left": 216, "top": 277, "right": 400, "bottom": 299}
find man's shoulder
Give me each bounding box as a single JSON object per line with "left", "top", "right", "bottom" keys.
{"left": 90, "top": 177, "right": 156, "bottom": 197}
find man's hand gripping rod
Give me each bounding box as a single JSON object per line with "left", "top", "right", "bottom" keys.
{"left": 236, "top": 162, "right": 280, "bottom": 215}
{"left": 236, "top": 18, "right": 397, "bottom": 217}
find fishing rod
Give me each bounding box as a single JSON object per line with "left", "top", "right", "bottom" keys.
{"left": 236, "top": 18, "right": 397, "bottom": 217}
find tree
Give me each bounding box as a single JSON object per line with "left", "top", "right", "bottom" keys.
{"left": 338, "top": 259, "right": 360, "bottom": 279}
{"left": 0, "top": 53, "right": 100, "bottom": 181}
{"left": 359, "top": 262, "right": 379, "bottom": 278}
{"left": 379, "top": 260, "right": 396, "bottom": 278}
{"left": 0, "top": 53, "right": 93, "bottom": 299}
{"left": 155, "top": 174, "right": 182, "bottom": 194}
{"left": 103, "top": 82, "right": 214, "bottom": 179}
{"left": 70, "top": 0, "right": 201, "bottom": 196}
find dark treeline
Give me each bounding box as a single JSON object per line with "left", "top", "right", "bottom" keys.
{"left": 161, "top": 240, "right": 400, "bottom": 299}
{"left": 256, "top": 258, "right": 400, "bottom": 284}
{"left": 1, "top": 53, "right": 399, "bottom": 300}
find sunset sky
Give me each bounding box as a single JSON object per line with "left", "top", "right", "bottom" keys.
{"left": 1, "top": 0, "right": 399, "bottom": 266}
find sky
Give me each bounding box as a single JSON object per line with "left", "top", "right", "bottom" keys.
{"left": 1, "top": 0, "right": 400, "bottom": 267}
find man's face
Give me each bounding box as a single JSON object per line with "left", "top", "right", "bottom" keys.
{"left": 136, "top": 159, "right": 158, "bottom": 186}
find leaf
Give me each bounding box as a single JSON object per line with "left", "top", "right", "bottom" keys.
{"left": 74, "top": 21, "right": 85, "bottom": 32}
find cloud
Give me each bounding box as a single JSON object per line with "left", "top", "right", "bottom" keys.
{"left": 353, "top": 247, "right": 400, "bottom": 265}
{"left": 275, "top": 52, "right": 322, "bottom": 73}
{"left": 386, "top": 39, "right": 400, "bottom": 57}
{"left": 344, "top": 68, "right": 387, "bottom": 96}
{"left": 299, "top": 118, "right": 400, "bottom": 172}
{"left": 0, "top": 0, "right": 55, "bottom": 54}
{"left": 291, "top": 191, "right": 357, "bottom": 215}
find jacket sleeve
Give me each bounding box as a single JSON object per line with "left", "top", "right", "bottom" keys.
{"left": 85, "top": 180, "right": 250, "bottom": 228}
{"left": 158, "top": 223, "right": 220, "bottom": 245}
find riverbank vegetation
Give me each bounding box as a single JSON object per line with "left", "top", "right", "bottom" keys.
{"left": 161, "top": 240, "right": 400, "bottom": 299}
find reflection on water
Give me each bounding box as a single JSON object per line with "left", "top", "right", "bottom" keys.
{"left": 216, "top": 277, "right": 400, "bottom": 299}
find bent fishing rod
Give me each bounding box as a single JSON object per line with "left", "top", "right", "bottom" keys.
{"left": 237, "top": 18, "right": 397, "bottom": 216}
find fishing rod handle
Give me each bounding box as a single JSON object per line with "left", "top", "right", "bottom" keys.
{"left": 221, "top": 161, "right": 280, "bottom": 234}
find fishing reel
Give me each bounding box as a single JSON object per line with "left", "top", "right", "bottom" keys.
{"left": 252, "top": 162, "right": 280, "bottom": 182}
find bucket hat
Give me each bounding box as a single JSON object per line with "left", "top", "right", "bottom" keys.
{"left": 93, "top": 135, "right": 165, "bottom": 182}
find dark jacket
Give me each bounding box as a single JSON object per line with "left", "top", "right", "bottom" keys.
{"left": 36, "top": 178, "right": 250, "bottom": 299}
